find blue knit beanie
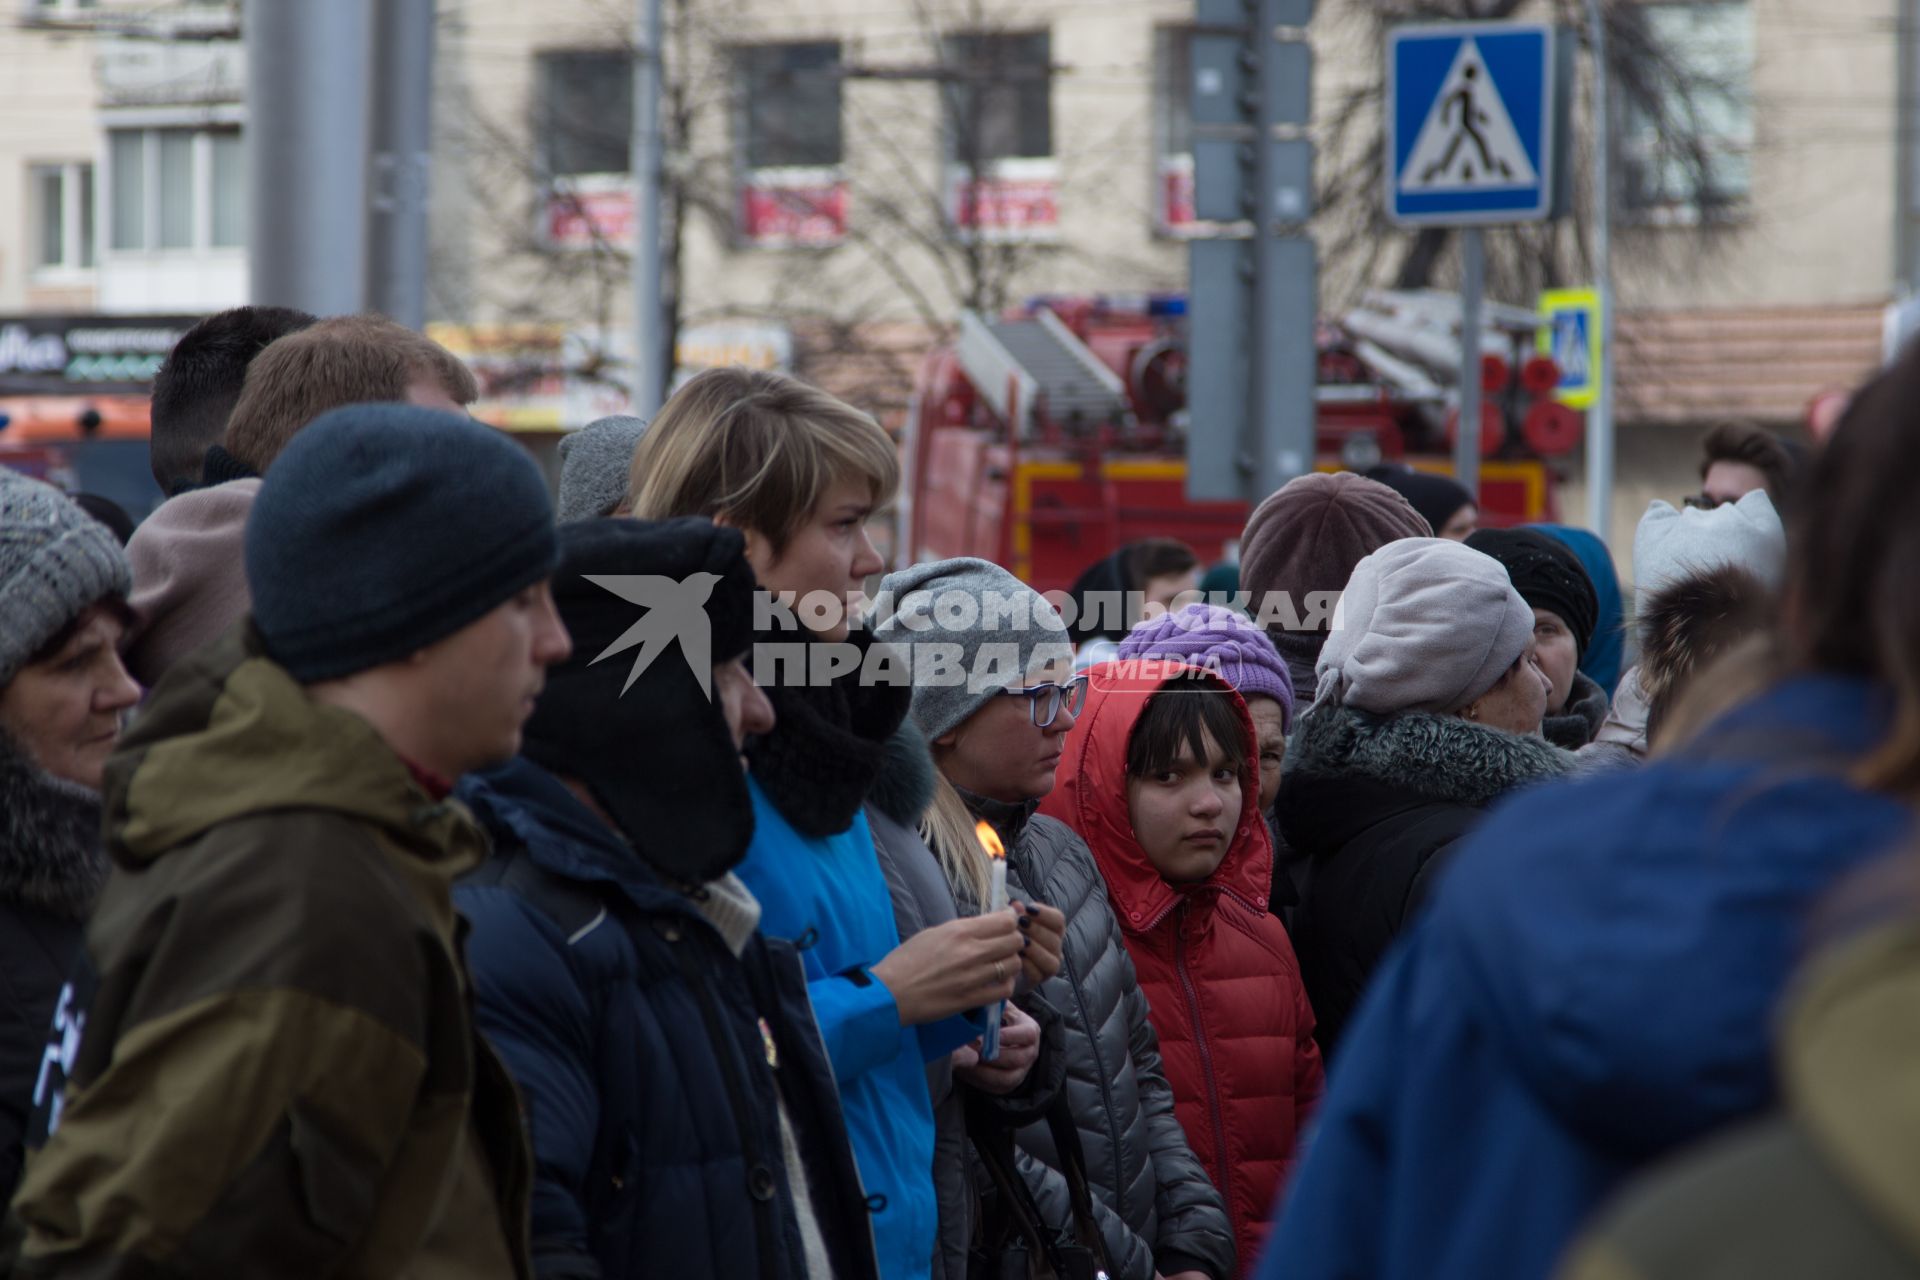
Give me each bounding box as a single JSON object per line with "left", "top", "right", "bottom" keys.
{"left": 245, "top": 403, "right": 559, "bottom": 682}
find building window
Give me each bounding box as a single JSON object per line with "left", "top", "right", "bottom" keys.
{"left": 538, "top": 49, "right": 632, "bottom": 178}
{"left": 944, "top": 31, "right": 1052, "bottom": 167}
{"left": 106, "top": 126, "right": 245, "bottom": 252}
{"left": 1154, "top": 27, "right": 1196, "bottom": 233}
{"left": 734, "top": 42, "right": 847, "bottom": 248}
{"left": 1620, "top": 2, "right": 1753, "bottom": 220}
{"left": 32, "top": 163, "right": 95, "bottom": 273}
{"left": 739, "top": 42, "right": 842, "bottom": 170}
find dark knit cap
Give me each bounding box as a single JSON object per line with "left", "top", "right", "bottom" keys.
{"left": 1239, "top": 472, "right": 1432, "bottom": 640}
{"left": 1366, "top": 465, "right": 1476, "bottom": 535}
{"left": 524, "top": 517, "right": 760, "bottom": 885}
{"left": 1467, "top": 526, "right": 1599, "bottom": 657}
{"left": 246, "top": 403, "right": 559, "bottom": 682}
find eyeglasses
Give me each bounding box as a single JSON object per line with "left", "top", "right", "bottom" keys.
{"left": 1002, "top": 676, "right": 1088, "bottom": 728}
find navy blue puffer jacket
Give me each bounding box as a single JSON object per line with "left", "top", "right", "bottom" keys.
{"left": 456, "top": 758, "right": 880, "bottom": 1280}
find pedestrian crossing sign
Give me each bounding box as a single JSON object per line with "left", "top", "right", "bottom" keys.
{"left": 1538, "top": 287, "right": 1601, "bottom": 410}
{"left": 1387, "top": 22, "right": 1560, "bottom": 226}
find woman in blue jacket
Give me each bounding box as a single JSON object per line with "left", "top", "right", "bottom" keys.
{"left": 625, "top": 369, "right": 1066, "bottom": 1280}
{"left": 1260, "top": 354, "right": 1920, "bottom": 1280}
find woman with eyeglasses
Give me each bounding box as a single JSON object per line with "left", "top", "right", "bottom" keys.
{"left": 876, "top": 558, "right": 1236, "bottom": 1280}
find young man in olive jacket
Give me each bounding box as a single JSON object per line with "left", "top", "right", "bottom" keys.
{"left": 2, "top": 404, "right": 572, "bottom": 1279}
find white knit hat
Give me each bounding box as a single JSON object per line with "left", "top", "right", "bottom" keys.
{"left": 1312, "top": 537, "right": 1534, "bottom": 717}
{"left": 1632, "top": 489, "right": 1785, "bottom": 613}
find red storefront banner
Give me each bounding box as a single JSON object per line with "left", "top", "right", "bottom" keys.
{"left": 947, "top": 161, "right": 1060, "bottom": 239}
{"left": 1160, "top": 154, "right": 1197, "bottom": 233}
{"left": 543, "top": 176, "right": 636, "bottom": 251}
{"left": 739, "top": 171, "right": 848, "bottom": 247}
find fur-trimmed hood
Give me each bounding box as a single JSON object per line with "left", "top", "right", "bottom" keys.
{"left": 1286, "top": 703, "right": 1575, "bottom": 812}
{"left": 1638, "top": 563, "right": 1774, "bottom": 727}
{"left": 866, "top": 719, "right": 937, "bottom": 830}
{"left": 1544, "top": 671, "right": 1611, "bottom": 751}
{"left": 0, "top": 732, "right": 108, "bottom": 920}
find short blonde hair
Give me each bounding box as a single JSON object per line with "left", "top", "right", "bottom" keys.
{"left": 626, "top": 367, "right": 898, "bottom": 551}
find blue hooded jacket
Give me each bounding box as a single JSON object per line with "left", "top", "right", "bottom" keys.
{"left": 1259, "top": 675, "right": 1914, "bottom": 1280}
{"left": 735, "top": 775, "right": 979, "bottom": 1280}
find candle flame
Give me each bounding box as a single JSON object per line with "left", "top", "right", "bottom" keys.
{"left": 975, "top": 819, "right": 1006, "bottom": 860}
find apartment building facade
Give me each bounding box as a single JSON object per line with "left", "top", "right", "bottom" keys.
{"left": 0, "top": 0, "right": 1906, "bottom": 537}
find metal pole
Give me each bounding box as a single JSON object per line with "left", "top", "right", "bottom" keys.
{"left": 1585, "top": 0, "right": 1616, "bottom": 548}
{"left": 246, "top": 0, "right": 371, "bottom": 315}
{"left": 631, "top": 0, "right": 667, "bottom": 418}
{"left": 367, "top": 0, "right": 435, "bottom": 329}
{"left": 1456, "top": 227, "right": 1484, "bottom": 505}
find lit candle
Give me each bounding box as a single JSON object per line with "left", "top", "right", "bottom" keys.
{"left": 976, "top": 819, "right": 1009, "bottom": 1061}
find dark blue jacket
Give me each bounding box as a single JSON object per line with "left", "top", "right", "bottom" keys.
{"left": 1260, "top": 676, "right": 1915, "bottom": 1280}
{"left": 456, "top": 759, "right": 880, "bottom": 1280}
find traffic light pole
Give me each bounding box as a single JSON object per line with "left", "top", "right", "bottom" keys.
{"left": 630, "top": 0, "right": 667, "bottom": 419}
{"left": 1186, "top": 0, "right": 1316, "bottom": 507}
{"left": 246, "top": 0, "right": 371, "bottom": 315}
{"left": 1584, "top": 0, "right": 1616, "bottom": 548}
{"left": 367, "top": 0, "right": 435, "bottom": 330}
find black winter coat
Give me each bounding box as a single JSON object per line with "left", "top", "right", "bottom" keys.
{"left": 456, "top": 759, "right": 880, "bottom": 1280}
{"left": 1279, "top": 706, "right": 1573, "bottom": 1057}
{"left": 0, "top": 742, "right": 105, "bottom": 1206}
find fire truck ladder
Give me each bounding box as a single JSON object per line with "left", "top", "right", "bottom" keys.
{"left": 956, "top": 308, "right": 1137, "bottom": 437}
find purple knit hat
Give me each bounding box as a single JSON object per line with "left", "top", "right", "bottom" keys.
{"left": 1115, "top": 602, "right": 1297, "bottom": 731}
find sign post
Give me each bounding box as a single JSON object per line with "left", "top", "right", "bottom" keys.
{"left": 1386, "top": 21, "right": 1569, "bottom": 509}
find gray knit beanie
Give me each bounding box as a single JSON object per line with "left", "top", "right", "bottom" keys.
{"left": 556, "top": 414, "right": 647, "bottom": 523}
{"left": 0, "top": 469, "right": 133, "bottom": 685}
{"left": 871, "top": 557, "right": 1074, "bottom": 743}
{"left": 1313, "top": 537, "right": 1534, "bottom": 717}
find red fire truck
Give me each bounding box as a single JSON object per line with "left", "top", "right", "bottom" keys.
{"left": 900, "top": 292, "right": 1581, "bottom": 593}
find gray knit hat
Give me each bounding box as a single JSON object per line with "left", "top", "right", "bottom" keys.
{"left": 556, "top": 414, "right": 647, "bottom": 523}
{"left": 1313, "top": 536, "right": 1533, "bottom": 717}
{"left": 0, "top": 468, "right": 133, "bottom": 685}
{"left": 871, "top": 557, "right": 1074, "bottom": 743}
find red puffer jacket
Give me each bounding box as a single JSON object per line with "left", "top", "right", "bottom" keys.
{"left": 1038, "top": 662, "right": 1324, "bottom": 1274}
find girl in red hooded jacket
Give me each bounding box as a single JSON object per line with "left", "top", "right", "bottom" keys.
{"left": 1039, "top": 661, "right": 1324, "bottom": 1273}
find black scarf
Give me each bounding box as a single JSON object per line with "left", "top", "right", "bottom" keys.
{"left": 0, "top": 732, "right": 109, "bottom": 921}
{"left": 748, "top": 630, "right": 911, "bottom": 837}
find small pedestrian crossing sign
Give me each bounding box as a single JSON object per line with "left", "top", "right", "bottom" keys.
{"left": 1538, "top": 287, "right": 1601, "bottom": 410}
{"left": 1387, "top": 22, "right": 1561, "bottom": 226}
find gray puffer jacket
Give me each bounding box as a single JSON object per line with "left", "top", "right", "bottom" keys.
{"left": 965, "top": 789, "right": 1235, "bottom": 1280}
{"left": 865, "top": 726, "right": 1066, "bottom": 1280}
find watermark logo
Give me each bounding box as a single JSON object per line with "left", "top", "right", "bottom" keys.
{"left": 580, "top": 577, "right": 1338, "bottom": 697}
{"left": 584, "top": 573, "right": 722, "bottom": 697}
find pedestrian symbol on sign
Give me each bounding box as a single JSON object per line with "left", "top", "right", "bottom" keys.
{"left": 1553, "top": 311, "right": 1589, "bottom": 384}
{"left": 1402, "top": 39, "right": 1538, "bottom": 192}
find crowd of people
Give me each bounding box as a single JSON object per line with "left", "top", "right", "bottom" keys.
{"left": 0, "top": 302, "right": 1912, "bottom": 1280}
